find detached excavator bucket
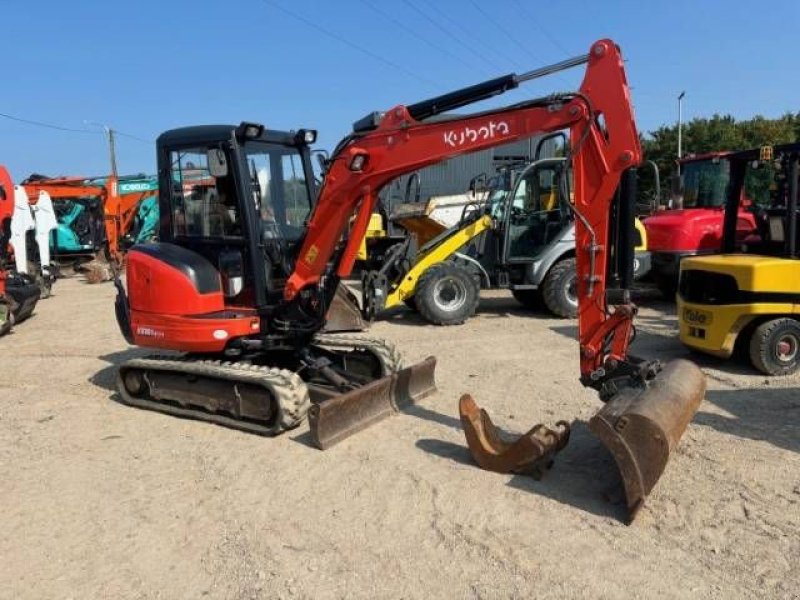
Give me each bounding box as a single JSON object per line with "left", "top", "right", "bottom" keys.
{"left": 323, "top": 283, "right": 368, "bottom": 332}
{"left": 309, "top": 356, "right": 437, "bottom": 449}
{"left": 460, "top": 394, "right": 571, "bottom": 477}
{"left": 589, "top": 359, "right": 705, "bottom": 522}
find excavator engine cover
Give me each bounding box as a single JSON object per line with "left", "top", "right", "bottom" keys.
{"left": 589, "top": 359, "right": 705, "bottom": 522}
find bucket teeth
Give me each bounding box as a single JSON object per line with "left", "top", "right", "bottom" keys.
{"left": 459, "top": 394, "right": 570, "bottom": 478}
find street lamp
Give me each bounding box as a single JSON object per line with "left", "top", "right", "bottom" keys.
{"left": 84, "top": 120, "right": 118, "bottom": 177}
{"left": 677, "top": 91, "right": 686, "bottom": 167}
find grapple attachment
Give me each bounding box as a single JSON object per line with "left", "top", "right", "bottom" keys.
{"left": 589, "top": 358, "right": 705, "bottom": 522}
{"left": 309, "top": 356, "right": 437, "bottom": 449}
{"left": 460, "top": 394, "right": 571, "bottom": 477}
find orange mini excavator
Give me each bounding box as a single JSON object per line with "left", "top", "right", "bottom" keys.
{"left": 114, "top": 40, "right": 705, "bottom": 521}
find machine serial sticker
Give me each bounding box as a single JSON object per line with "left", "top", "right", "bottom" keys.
{"left": 305, "top": 244, "right": 319, "bottom": 265}
{"left": 136, "top": 326, "right": 165, "bottom": 338}
{"left": 682, "top": 308, "right": 713, "bottom": 326}
{"left": 443, "top": 120, "right": 510, "bottom": 148}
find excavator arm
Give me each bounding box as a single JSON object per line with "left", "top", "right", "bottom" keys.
{"left": 291, "top": 39, "right": 705, "bottom": 522}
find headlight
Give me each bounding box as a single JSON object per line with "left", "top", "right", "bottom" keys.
{"left": 295, "top": 129, "right": 317, "bottom": 144}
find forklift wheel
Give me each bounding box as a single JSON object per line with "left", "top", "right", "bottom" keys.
{"left": 415, "top": 263, "right": 479, "bottom": 326}
{"left": 749, "top": 318, "right": 800, "bottom": 376}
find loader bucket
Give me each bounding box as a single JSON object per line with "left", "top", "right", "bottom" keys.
{"left": 460, "top": 394, "right": 571, "bottom": 477}
{"left": 589, "top": 359, "right": 705, "bottom": 522}
{"left": 323, "top": 283, "right": 368, "bottom": 332}
{"left": 309, "top": 356, "right": 437, "bottom": 449}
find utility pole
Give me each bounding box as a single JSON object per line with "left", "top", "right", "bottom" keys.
{"left": 106, "top": 126, "right": 118, "bottom": 178}
{"left": 677, "top": 91, "right": 686, "bottom": 172}
{"left": 84, "top": 120, "right": 118, "bottom": 177}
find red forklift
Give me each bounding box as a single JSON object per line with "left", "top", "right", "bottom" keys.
{"left": 644, "top": 152, "right": 758, "bottom": 296}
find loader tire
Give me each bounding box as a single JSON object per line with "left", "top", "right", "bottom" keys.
{"left": 512, "top": 289, "right": 543, "bottom": 310}
{"left": 415, "top": 263, "right": 479, "bottom": 326}
{"left": 542, "top": 258, "right": 578, "bottom": 318}
{"left": 748, "top": 318, "right": 800, "bottom": 376}
{"left": 404, "top": 297, "right": 417, "bottom": 311}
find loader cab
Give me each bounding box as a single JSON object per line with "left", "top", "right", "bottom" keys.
{"left": 500, "top": 157, "right": 572, "bottom": 263}
{"left": 153, "top": 123, "right": 317, "bottom": 311}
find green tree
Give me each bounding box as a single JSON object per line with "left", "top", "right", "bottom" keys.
{"left": 641, "top": 112, "right": 800, "bottom": 204}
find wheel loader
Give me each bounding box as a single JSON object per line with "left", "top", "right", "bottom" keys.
{"left": 113, "top": 39, "right": 704, "bottom": 522}
{"left": 362, "top": 156, "right": 652, "bottom": 324}
{"left": 678, "top": 143, "right": 800, "bottom": 375}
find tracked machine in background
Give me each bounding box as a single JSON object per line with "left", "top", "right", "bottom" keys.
{"left": 114, "top": 40, "right": 704, "bottom": 521}
{"left": 0, "top": 166, "right": 43, "bottom": 334}
{"left": 22, "top": 174, "right": 159, "bottom": 282}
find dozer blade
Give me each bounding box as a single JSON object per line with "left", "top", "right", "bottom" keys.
{"left": 460, "top": 394, "right": 571, "bottom": 477}
{"left": 309, "top": 356, "right": 437, "bottom": 449}
{"left": 323, "top": 283, "right": 368, "bottom": 332}
{"left": 589, "top": 359, "right": 706, "bottom": 522}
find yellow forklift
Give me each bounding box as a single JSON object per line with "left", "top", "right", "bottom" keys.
{"left": 678, "top": 144, "right": 800, "bottom": 374}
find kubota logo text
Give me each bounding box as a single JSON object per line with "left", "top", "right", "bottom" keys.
{"left": 443, "top": 120, "right": 510, "bottom": 148}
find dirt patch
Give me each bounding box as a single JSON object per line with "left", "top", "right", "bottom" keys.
{"left": 0, "top": 280, "right": 797, "bottom": 599}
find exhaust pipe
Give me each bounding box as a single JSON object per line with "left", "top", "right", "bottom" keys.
{"left": 589, "top": 359, "right": 705, "bottom": 522}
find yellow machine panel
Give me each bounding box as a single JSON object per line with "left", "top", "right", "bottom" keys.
{"left": 678, "top": 255, "right": 800, "bottom": 357}
{"left": 682, "top": 254, "right": 800, "bottom": 293}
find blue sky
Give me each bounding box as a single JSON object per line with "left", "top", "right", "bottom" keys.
{"left": 2, "top": 0, "right": 798, "bottom": 178}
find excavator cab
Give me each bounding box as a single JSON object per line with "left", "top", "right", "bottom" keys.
{"left": 152, "top": 125, "right": 316, "bottom": 312}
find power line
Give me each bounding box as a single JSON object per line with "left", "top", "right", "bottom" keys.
{"left": 115, "top": 130, "right": 153, "bottom": 144}
{"left": 0, "top": 111, "right": 98, "bottom": 134}
{"left": 511, "top": 0, "right": 574, "bottom": 57}
{"left": 258, "top": 0, "right": 438, "bottom": 88}
{"left": 0, "top": 111, "right": 153, "bottom": 144}
{"left": 358, "top": 0, "right": 489, "bottom": 77}
{"left": 399, "top": 0, "right": 504, "bottom": 72}
{"left": 466, "top": 0, "right": 543, "bottom": 65}
{"left": 426, "top": 0, "right": 527, "bottom": 70}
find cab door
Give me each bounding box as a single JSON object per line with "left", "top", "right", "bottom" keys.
{"left": 501, "top": 158, "right": 572, "bottom": 263}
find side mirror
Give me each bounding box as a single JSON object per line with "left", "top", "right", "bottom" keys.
{"left": 312, "top": 149, "right": 330, "bottom": 176}
{"left": 669, "top": 174, "right": 683, "bottom": 209}
{"left": 207, "top": 148, "right": 228, "bottom": 178}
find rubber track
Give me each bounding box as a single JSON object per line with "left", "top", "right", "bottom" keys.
{"left": 117, "top": 356, "right": 311, "bottom": 435}
{"left": 312, "top": 334, "right": 404, "bottom": 375}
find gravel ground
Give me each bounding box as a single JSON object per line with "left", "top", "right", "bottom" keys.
{"left": 0, "top": 278, "right": 797, "bottom": 599}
